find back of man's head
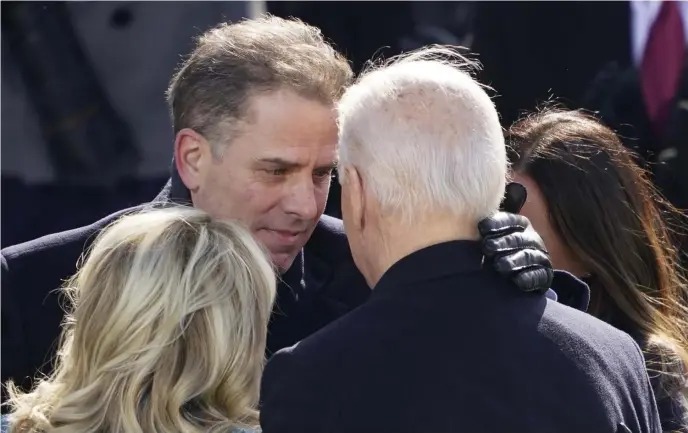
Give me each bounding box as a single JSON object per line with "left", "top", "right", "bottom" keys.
{"left": 337, "top": 46, "right": 507, "bottom": 225}
{"left": 167, "top": 14, "right": 353, "bottom": 151}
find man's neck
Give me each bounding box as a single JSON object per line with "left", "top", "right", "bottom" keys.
{"left": 366, "top": 216, "right": 480, "bottom": 287}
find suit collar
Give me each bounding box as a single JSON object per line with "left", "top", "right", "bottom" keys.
{"left": 372, "top": 240, "right": 484, "bottom": 299}
{"left": 551, "top": 271, "right": 590, "bottom": 312}
{"left": 152, "top": 158, "right": 191, "bottom": 205}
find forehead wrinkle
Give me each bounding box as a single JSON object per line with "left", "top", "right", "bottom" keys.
{"left": 252, "top": 151, "right": 337, "bottom": 169}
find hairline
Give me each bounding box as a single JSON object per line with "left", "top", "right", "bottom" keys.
{"left": 199, "top": 86, "right": 340, "bottom": 160}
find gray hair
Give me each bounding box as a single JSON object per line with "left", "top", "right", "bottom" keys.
{"left": 337, "top": 46, "right": 507, "bottom": 224}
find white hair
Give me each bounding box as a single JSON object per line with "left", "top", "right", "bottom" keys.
{"left": 337, "top": 46, "right": 507, "bottom": 223}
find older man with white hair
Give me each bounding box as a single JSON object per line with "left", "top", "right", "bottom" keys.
{"left": 259, "top": 47, "right": 661, "bottom": 433}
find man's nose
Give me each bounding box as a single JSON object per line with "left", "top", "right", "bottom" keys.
{"left": 283, "top": 177, "right": 319, "bottom": 220}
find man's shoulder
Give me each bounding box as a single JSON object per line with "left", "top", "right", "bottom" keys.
{"left": 541, "top": 303, "right": 661, "bottom": 431}
{"left": 270, "top": 299, "right": 374, "bottom": 370}
{"left": 541, "top": 299, "right": 645, "bottom": 365}
{"left": 262, "top": 315, "right": 360, "bottom": 399}
{"left": 261, "top": 325, "right": 351, "bottom": 431}
{"left": 543, "top": 299, "right": 630, "bottom": 339}
{"left": 2, "top": 205, "right": 143, "bottom": 269}
{"left": 307, "top": 214, "right": 351, "bottom": 263}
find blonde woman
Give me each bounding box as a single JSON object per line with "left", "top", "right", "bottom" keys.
{"left": 3, "top": 206, "right": 276, "bottom": 433}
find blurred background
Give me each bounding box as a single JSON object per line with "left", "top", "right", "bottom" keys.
{"left": 2, "top": 1, "right": 687, "bottom": 247}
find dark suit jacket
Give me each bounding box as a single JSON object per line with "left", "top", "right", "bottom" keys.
{"left": 472, "top": 1, "right": 688, "bottom": 209}
{"left": 260, "top": 241, "right": 661, "bottom": 433}
{"left": 1, "top": 174, "right": 369, "bottom": 400}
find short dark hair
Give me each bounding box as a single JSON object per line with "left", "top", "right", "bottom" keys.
{"left": 166, "top": 15, "right": 353, "bottom": 149}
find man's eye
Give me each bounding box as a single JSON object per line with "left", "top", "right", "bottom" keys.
{"left": 313, "top": 169, "right": 334, "bottom": 179}
{"left": 267, "top": 169, "right": 287, "bottom": 176}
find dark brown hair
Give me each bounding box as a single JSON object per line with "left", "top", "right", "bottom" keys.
{"left": 508, "top": 109, "right": 688, "bottom": 376}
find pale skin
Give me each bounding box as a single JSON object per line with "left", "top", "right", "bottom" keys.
{"left": 512, "top": 172, "right": 589, "bottom": 277}
{"left": 175, "top": 89, "right": 338, "bottom": 272}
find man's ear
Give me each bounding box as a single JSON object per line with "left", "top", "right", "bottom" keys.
{"left": 174, "top": 128, "right": 210, "bottom": 192}
{"left": 343, "top": 165, "right": 366, "bottom": 232}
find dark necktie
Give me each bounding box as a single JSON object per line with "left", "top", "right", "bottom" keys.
{"left": 640, "top": 0, "right": 685, "bottom": 135}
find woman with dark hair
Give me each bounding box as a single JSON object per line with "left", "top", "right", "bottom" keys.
{"left": 508, "top": 109, "right": 688, "bottom": 432}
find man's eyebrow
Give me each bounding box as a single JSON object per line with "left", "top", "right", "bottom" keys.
{"left": 255, "top": 157, "right": 301, "bottom": 169}
{"left": 256, "top": 157, "right": 338, "bottom": 171}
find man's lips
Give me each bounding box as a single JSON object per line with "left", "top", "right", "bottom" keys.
{"left": 263, "top": 229, "right": 306, "bottom": 244}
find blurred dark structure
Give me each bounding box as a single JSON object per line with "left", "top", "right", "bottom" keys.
{"left": 472, "top": 1, "right": 688, "bottom": 210}
{"left": 268, "top": 1, "right": 414, "bottom": 73}
{"left": 2, "top": 2, "right": 139, "bottom": 185}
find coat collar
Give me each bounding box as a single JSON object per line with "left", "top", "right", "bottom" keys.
{"left": 372, "top": 240, "right": 486, "bottom": 299}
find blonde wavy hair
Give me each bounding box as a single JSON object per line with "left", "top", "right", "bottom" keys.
{"left": 5, "top": 206, "right": 277, "bottom": 433}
